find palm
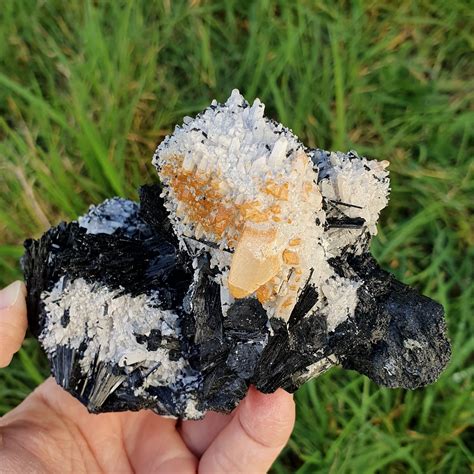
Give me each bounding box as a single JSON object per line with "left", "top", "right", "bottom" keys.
{"left": 4, "top": 379, "right": 199, "bottom": 472}
{"left": 2, "top": 371, "right": 293, "bottom": 474}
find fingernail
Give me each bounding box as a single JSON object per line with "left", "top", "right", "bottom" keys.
{"left": 0, "top": 281, "right": 23, "bottom": 310}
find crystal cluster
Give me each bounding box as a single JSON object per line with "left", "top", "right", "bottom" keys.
{"left": 22, "top": 90, "right": 451, "bottom": 418}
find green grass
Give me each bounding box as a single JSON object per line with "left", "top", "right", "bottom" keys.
{"left": 0, "top": 1, "right": 473, "bottom": 472}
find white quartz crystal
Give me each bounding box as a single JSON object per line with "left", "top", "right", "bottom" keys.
{"left": 154, "top": 90, "right": 390, "bottom": 331}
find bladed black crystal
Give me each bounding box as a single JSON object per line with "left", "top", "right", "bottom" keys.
{"left": 22, "top": 182, "right": 451, "bottom": 419}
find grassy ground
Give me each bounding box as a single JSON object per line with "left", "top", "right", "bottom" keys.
{"left": 0, "top": 1, "right": 472, "bottom": 472}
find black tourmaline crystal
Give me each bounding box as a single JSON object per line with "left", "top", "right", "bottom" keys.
{"left": 22, "top": 91, "right": 451, "bottom": 419}
{"left": 23, "top": 187, "right": 451, "bottom": 418}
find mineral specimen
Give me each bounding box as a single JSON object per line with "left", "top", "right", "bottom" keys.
{"left": 23, "top": 90, "right": 451, "bottom": 419}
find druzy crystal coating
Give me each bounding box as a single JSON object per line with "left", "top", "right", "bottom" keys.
{"left": 22, "top": 90, "right": 451, "bottom": 418}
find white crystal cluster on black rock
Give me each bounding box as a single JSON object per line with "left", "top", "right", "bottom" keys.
{"left": 22, "top": 90, "right": 451, "bottom": 419}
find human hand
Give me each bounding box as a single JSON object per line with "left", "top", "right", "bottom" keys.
{"left": 0, "top": 281, "right": 295, "bottom": 473}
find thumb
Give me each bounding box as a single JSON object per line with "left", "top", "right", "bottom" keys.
{"left": 0, "top": 281, "right": 28, "bottom": 368}
{"left": 199, "top": 386, "right": 295, "bottom": 473}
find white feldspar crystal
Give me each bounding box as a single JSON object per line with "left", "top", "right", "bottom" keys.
{"left": 153, "top": 90, "right": 390, "bottom": 331}
{"left": 317, "top": 150, "right": 390, "bottom": 235}
{"left": 320, "top": 276, "right": 361, "bottom": 332}
{"left": 78, "top": 197, "right": 148, "bottom": 236}
{"left": 295, "top": 354, "right": 339, "bottom": 385}
{"left": 40, "top": 277, "right": 199, "bottom": 396}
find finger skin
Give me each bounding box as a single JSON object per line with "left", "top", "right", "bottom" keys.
{"left": 34, "top": 378, "right": 198, "bottom": 474}
{"left": 199, "top": 387, "right": 295, "bottom": 473}
{"left": 0, "top": 281, "right": 27, "bottom": 368}
{"left": 124, "top": 412, "right": 198, "bottom": 474}
{"left": 179, "top": 410, "right": 235, "bottom": 457}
